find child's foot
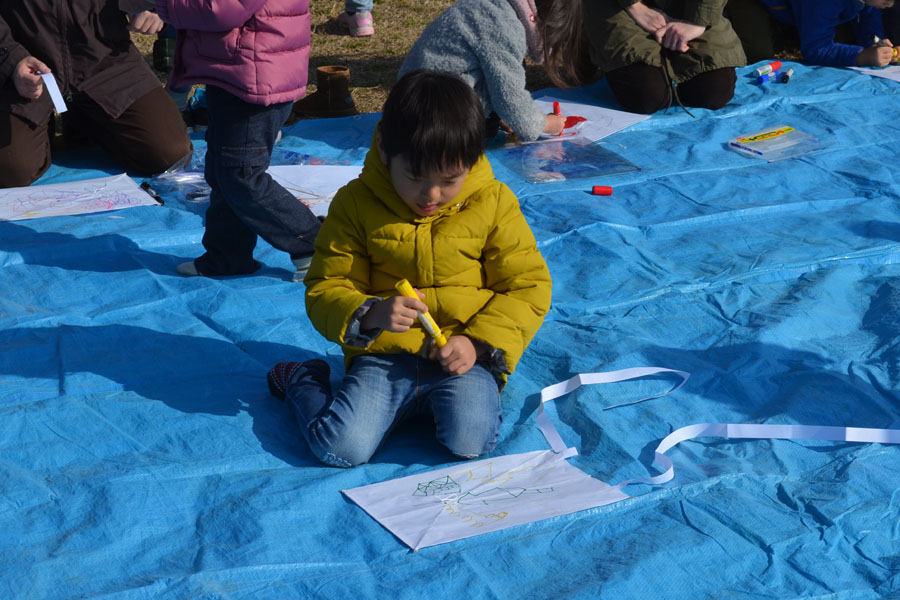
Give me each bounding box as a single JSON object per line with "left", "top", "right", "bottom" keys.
{"left": 176, "top": 260, "right": 204, "bottom": 276}
{"left": 267, "top": 359, "right": 330, "bottom": 400}
{"left": 337, "top": 10, "right": 374, "bottom": 37}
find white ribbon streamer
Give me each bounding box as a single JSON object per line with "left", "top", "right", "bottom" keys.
{"left": 615, "top": 422, "right": 900, "bottom": 489}
{"left": 536, "top": 367, "right": 690, "bottom": 455}
{"left": 537, "top": 369, "right": 900, "bottom": 491}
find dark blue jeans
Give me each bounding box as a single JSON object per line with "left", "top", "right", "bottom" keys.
{"left": 285, "top": 354, "right": 503, "bottom": 467}
{"left": 195, "top": 86, "right": 320, "bottom": 275}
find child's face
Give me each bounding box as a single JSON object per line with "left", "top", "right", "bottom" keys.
{"left": 388, "top": 154, "right": 469, "bottom": 217}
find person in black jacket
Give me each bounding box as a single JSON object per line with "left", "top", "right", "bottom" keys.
{"left": 0, "top": 0, "right": 191, "bottom": 188}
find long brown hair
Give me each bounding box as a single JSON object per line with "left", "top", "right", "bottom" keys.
{"left": 535, "top": 0, "right": 594, "bottom": 86}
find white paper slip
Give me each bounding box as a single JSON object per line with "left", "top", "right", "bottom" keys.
{"left": 39, "top": 72, "right": 67, "bottom": 113}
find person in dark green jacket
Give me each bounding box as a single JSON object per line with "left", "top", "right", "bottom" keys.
{"left": 583, "top": 0, "right": 746, "bottom": 114}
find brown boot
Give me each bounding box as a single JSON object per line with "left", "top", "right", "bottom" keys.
{"left": 288, "top": 66, "right": 358, "bottom": 122}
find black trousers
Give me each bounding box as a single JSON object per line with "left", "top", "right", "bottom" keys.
{"left": 0, "top": 86, "right": 191, "bottom": 188}
{"left": 605, "top": 63, "right": 737, "bottom": 115}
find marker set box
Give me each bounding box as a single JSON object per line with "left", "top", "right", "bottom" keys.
{"left": 728, "top": 124, "right": 826, "bottom": 162}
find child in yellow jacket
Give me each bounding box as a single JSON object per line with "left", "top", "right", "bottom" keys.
{"left": 267, "top": 70, "right": 552, "bottom": 467}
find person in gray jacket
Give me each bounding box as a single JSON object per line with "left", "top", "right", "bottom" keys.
{"left": 400, "top": 0, "right": 588, "bottom": 141}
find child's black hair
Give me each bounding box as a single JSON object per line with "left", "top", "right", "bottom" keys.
{"left": 380, "top": 70, "right": 485, "bottom": 177}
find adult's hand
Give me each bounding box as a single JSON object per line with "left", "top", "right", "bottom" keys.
{"left": 655, "top": 21, "right": 706, "bottom": 53}
{"left": 14, "top": 56, "right": 50, "bottom": 100}
{"left": 624, "top": 2, "right": 667, "bottom": 34}
{"left": 127, "top": 10, "right": 164, "bottom": 35}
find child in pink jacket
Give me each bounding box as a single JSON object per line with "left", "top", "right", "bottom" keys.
{"left": 152, "top": 0, "right": 321, "bottom": 278}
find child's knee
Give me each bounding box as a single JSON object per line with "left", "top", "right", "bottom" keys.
{"left": 438, "top": 416, "right": 501, "bottom": 460}
{"left": 307, "top": 425, "right": 382, "bottom": 468}
{"left": 444, "top": 434, "right": 499, "bottom": 460}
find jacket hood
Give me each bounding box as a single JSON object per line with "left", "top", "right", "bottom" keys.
{"left": 358, "top": 126, "right": 496, "bottom": 222}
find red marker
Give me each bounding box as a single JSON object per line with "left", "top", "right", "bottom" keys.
{"left": 552, "top": 101, "right": 561, "bottom": 116}
{"left": 592, "top": 185, "right": 612, "bottom": 196}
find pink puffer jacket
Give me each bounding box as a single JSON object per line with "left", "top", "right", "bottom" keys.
{"left": 155, "top": 0, "right": 309, "bottom": 105}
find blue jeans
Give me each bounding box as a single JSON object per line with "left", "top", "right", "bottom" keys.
{"left": 345, "top": 0, "right": 372, "bottom": 13}
{"left": 285, "top": 354, "right": 502, "bottom": 467}
{"left": 196, "top": 86, "right": 320, "bottom": 275}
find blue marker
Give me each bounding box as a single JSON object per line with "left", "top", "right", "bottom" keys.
{"left": 757, "top": 70, "right": 779, "bottom": 84}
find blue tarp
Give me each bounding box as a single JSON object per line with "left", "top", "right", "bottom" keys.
{"left": 2, "top": 62, "right": 899, "bottom": 599}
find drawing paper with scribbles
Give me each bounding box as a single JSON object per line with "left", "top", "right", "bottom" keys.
{"left": 0, "top": 174, "right": 156, "bottom": 221}
{"left": 343, "top": 449, "right": 629, "bottom": 550}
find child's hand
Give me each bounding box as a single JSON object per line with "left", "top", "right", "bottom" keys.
{"left": 624, "top": 2, "right": 667, "bottom": 34}
{"left": 543, "top": 113, "right": 566, "bottom": 136}
{"left": 430, "top": 335, "right": 477, "bottom": 376}
{"left": 654, "top": 21, "right": 705, "bottom": 52}
{"left": 127, "top": 10, "right": 164, "bottom": 34}
{"left": 13, "top": 57, "right": 49, "bottom": 100}
{"left": 361, "top": 294, "right": 428, "bottom": 332}
{"left": 858, "top": 43, "right": 895, "bottom": 67}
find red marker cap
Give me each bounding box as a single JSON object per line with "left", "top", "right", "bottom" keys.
{"left": 553, "top": 101, "right": 561, "bottom": 116}
{"left": 768, "top": 60, "right": 782, "bottom": 71}
{"left": 592, "top": 185, "right": 612, "bottom": 196}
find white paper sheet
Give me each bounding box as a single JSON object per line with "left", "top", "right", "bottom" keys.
{"left": 849, "top": 65, "right": 900, "bottom": 83}
{"left": 267, "top": 165, "right": 363, "bottom": 217}
{"left": 343, "top": 449, "right": 629, "bottom": 550}
{"left": 0, "top": 174, "right": 157, "bottom": 221}
{"left": 533, "top": 96, "right": 650, "bottom": 142}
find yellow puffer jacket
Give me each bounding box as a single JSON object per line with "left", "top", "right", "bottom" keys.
{"left": 304, "top": 137, "right": 552, "bottom": 382}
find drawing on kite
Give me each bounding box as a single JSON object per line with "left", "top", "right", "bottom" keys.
{"left": 276, "top": 182, "right": 336, "bottom": 212}
{"left": 0, "top": 175, "right": 158, "bottom": 221}
{"left": 413, "top": 459, "right": 558, "bottom": 508}
{"left": 13, "top": 184, "right": 141, "bottom": 213}
{"left": 413, "top": 474, "right": 554, "bottom": 506}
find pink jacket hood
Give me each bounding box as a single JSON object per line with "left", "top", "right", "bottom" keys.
{"left": 156, "top": 0, "right": 310, "bottom": 105}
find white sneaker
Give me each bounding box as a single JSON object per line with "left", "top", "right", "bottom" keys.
{"left": 292, "top": 255, "right": 313, "bottom": 282}
{"left": 176, "top": 261, "right": 201, "bottom": 276}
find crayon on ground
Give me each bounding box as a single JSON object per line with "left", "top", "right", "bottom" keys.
{"left": 592, "top": 185, "right": 613, "bottom": 196}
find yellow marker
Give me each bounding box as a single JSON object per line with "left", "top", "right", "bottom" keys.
{"left": 395, "top": 279, "right": 447, "bottom": 347}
